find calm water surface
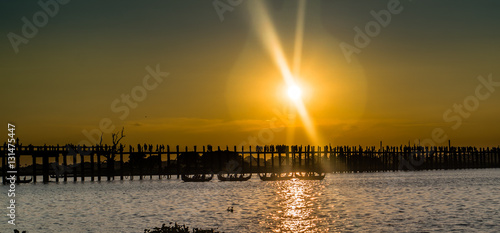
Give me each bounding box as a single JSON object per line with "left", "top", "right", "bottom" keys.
{"left": 1, "top": 169, "right": 499, "bottom": 232}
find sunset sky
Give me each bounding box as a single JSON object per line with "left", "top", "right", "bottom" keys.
{"left": 1, "top": 0, "right": 499, "bottom": 147}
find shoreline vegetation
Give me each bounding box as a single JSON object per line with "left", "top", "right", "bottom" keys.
{"left": 144, "top": 223, "right": 222, "bottom": 233}
{"left": 12, "top": 222, "right": 222, "bottom": 233}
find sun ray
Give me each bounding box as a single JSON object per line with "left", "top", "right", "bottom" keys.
{"left": 247, "top": 0, "right": 320, "bottom": 144}
{"left": 292, "top": 0, "right": 307, "bottom": 77}
{"left": 247, "top": 1, "right": 294, "bottom": 86}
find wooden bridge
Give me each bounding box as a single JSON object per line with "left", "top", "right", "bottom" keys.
{"left": 2, "top": 141, "right": 500, "bottom": 184}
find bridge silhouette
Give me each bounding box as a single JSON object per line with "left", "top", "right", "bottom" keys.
{"left": 2, "top": 141, "right": 500, "bottom": 184}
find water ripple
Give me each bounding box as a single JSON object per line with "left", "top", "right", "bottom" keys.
{"left": 1, "top": 169, "right": 499, "bottom": 232}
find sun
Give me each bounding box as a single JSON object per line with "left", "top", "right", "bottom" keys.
{"left": 287, "top": 84, "right": 302, "bottom": 101}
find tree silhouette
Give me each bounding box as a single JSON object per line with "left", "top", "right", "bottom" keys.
{"left": 99, "top": 127, "right": 125, "bottom": 180}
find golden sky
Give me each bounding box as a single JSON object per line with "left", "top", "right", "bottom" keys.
{"left": 1, "top": 0, "right": 499, "bottom": 147}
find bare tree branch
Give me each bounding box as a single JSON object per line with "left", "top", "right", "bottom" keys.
{"left": 99, "top": 133, "right": 103, "bottom": 146}
{"left": 112, "top": 127, "right": 125, "bottom": 147}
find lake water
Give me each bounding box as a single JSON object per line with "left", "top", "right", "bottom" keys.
{"left": 1, "top": 169, "right": 499, "bottom": 232}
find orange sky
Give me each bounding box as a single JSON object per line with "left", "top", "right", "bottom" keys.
{"left": 1, "top": 0, "right": 500, "bottom": 147}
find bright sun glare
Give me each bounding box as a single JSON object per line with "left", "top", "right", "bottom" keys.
{"left": 287, "top": 85, "right": 302, "bottom": 101}
{"left": 249, "top": 0, "right": 320, "bottom": 144}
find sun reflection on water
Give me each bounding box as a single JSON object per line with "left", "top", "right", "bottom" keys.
{"left": 265, "top": 179, "right": 329, "bottom": 233}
